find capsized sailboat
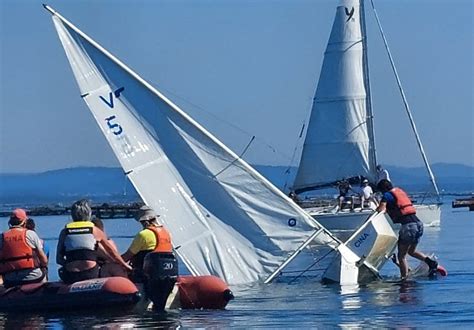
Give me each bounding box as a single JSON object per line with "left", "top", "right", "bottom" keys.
{"left": 291, "top": 0, "right": 441, "bottom": 231}
{"left": 45, "top": 4, "right": 396, "bottom": 286}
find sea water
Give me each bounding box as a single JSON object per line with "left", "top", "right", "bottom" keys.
{"left": 0, "top": 203, "right": 473, "bottom": 328}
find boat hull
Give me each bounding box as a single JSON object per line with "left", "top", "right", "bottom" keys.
{"left": 0, "top": 277, "right": 140, "bottom": 313}
{"left": 309, "top": 204, "right": 441, "bottom": 234}
{"left": 0, "top": 275, "right": 233, "bottom": 312}
{"left": 414, "top": 204, "right": 441, "bottom": 227}
{"left": 322, "top": 212, "right": 398, "bottom": 284}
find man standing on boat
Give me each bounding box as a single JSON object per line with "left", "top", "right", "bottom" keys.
{"left": 122, "top": 206, "right": 178, "bottom": 311}
{"left": 56, "top": 200, "right": 131, "bottom": 284}
{"left": 0, "top": 209, "right": 48, "bottom": 288}
{"left": 376, "top": 165, "right": 391, "bottom": 184}
{"left": 376, "top": 179, "right": 441, "bottom": 280}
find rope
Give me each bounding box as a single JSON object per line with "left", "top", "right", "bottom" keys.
{"left": 287, "top": 249, "right": 335, "bottom": 284}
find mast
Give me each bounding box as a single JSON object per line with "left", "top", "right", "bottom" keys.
{"left": 369, "top": 0, "right": 441, "bottom": 201}
{"left": 360, "top": 0, "right": 378, "bottom": 179}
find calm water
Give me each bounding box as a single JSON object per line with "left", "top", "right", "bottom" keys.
{"left": 0, "top": 203, "right": 473, "bottom": 328}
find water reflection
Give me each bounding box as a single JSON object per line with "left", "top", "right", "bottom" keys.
{"left": 340, "top": 284, "right": 362, "bottom": 310}
{"left": 398, "top": 280, "right": 420, "bottom": 305}
{"left": 367, "top": 279, "right": 422, "bottom": 307}
{"left": 0, "top": 314, "right": 45, "bottom": 329}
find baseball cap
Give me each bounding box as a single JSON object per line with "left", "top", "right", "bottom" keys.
{"left": 11, "top": 208, "right": 28, "bottom": 221}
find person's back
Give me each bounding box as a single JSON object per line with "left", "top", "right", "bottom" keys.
{"left": 122, "top": 206, "right": 178, "bottom": 311}
{"left": 0, "top": 209, "right": 48, "bottom": 288}
{"left": 57, "top": 200, "right": 131, "bottom": 284}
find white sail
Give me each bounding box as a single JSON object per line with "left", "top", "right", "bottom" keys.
{"left": 46, "top": 7, "right": 354, "bottom": 286}
{"left": 293, "top": 0, "right": 376, "bottom": 191}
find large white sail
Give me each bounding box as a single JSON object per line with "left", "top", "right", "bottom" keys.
{"left": 46, "top": 6, "right": 353, "bottom": 286}
{"left": 293, "top": 0, "right": 376, "bottom": 192}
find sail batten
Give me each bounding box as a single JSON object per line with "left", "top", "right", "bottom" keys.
{"left": 47, "top": 6, "right": 347, "bottom": 286}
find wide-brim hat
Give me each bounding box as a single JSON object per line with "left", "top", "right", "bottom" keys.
{"left": 135, "top": 206, "right": 159, "bottom": 222}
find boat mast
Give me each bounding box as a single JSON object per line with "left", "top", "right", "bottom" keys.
{"left": 369, "top": 0, "right": 441, "bottom": 201}
{"left": 360, "top": 0, "right": 378, "bottom": 180}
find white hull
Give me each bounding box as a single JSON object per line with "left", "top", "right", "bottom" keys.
{"left": 414, "top": 204, "right": 441, "bottom": 227}
{"left": 323, "top": 212, "right": 398, "bottom": 284}
{"left": 308, "top": 203, "right": 441, "bottom": 234}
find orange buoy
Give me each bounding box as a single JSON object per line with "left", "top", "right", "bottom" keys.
{"left": 177, "top": 275, "right": 234, "bottom": 309}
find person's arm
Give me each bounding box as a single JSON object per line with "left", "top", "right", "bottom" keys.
{"left": 121, "top": 250, "right": 135, "bottom": 263}
{"left": 56, "top": 229, "right": 66, "bottom": 265}
{"left": 121, "top": 232, "right": 144, "bottom": 262}
{"left": 376, "top": 201, "right": 387, "bottom": 213}
{"left": 28, "top": 230, "right": 48, "bottom": 267}
{"left": 94, "top": 227, "right": 132, "bottom": 271}
{"left": 36, "top": 247, "right": 48, "bottom": 268}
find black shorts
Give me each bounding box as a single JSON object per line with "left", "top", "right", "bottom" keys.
{"left": 58, "top": 264, "right": 100, "bottom": 284}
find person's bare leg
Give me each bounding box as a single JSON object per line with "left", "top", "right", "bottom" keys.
{"left": 397, "top": 242, "right": 410, "bottom": 279}
{"left": 407, "top": 244, "right": 427, "bottom": 262}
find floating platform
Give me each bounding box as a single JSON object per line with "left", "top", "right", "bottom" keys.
{"left": 0, "top": 202, "right": 145, "bottom": 219}
{"left": 452, "top": 197, "right": 474, "bottom": 211}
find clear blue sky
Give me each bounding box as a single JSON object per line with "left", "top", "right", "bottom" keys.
{"left": 1, "top": 0, "right": 472, "bottom": 173}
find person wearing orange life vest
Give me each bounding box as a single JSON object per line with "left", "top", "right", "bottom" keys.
{"left": 0, "top": 209, "right": 48, "bottom": 288}
{"left": 122, "top": 206, "right": 178, "bottom": 311}
{"left": 376, "top": 179, "right": 438, "bottom": 280}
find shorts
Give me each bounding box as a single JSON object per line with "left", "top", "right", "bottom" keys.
{"left": 398, "top": 220, "right": 423, "bottom": 245}
{"left": 58, "top": 264, "right": 100, "bottom": 284}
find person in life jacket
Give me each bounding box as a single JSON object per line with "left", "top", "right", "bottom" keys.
{"left": 0, "top": 209, "right": 48, "bottom": 288}
{"left": 376, "top": 179, "right": 438, "bottom": 280}
{"left": 122, "top": 206, "right": 178, "bottom": 311}
{"left": 56, "top": 200, "right": 132, "bottom": 284}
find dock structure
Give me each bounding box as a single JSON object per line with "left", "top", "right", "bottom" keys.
{"left": 0, "top": 202, "right": 145, "bottom": 219}
{"left": 452, "top": 197, "right": 474, "bottom": 211}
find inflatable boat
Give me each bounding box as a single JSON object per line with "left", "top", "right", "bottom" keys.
{"left": 0, "top": 275, "right": 233, "bottom": 312}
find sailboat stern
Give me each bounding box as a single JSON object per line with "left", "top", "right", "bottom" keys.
{"left": 322, "top": 212, "right": 397, "bottom": 284}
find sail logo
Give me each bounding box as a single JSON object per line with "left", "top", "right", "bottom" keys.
{"left": 288, "top": 218, "right": 297, "bottom": 227}
{"left": 354, "top": 232, "right": 369, "bottom": 248}
{"left": 99, "top": 87, "right": 125, "bottom": 108}
{"left": 100, "top": 87, "right": 125, "bottom": 136}
{"left": 345, "top": 7, "right": 355, "bottom": 22}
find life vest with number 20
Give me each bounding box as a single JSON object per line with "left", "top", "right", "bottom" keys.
{"left": 0, "top": 228, "right": 39, "bottom": 274}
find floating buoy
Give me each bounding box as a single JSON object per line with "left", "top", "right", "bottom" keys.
{"left": 176, "top": 275, "right": 234, "bottom": 309}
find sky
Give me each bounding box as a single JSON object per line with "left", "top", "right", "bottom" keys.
{"left": 0, "top": 0, "right": 473, "bottom": 173}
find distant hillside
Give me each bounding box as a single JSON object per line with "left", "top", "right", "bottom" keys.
{"left": 0, "top": 163, "right": 472, "bottom": 205}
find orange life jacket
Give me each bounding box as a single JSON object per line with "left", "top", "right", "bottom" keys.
{"left": 147, "top": 226, "right": 173, "bottom": 253}
{"left": 387, "top": 187, "right": 416, "bottom": 222}
{"left": 0, "top": 228, "right": 39, "bottom": 274}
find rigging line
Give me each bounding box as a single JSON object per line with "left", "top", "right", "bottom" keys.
{"left": 287, "top": 249, "right": 335, "bottom": 284}
{"left": 149, "top": 82, "right": 294, "bottom": 161}
{"left": 283, "top": 121, "right": 306, "bottom": 192}
{"left": 369, "top": 0, "right": 441, "bottom": 201}
{"left": 213, "top": 136, "right": 256, "bottom": 178}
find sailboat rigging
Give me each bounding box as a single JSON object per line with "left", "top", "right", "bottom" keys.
{"left": 291, "top": 0, "right": 441, "bottom": 230}
{"left": 44, "top": 4, "right": 397, "bottom": 286}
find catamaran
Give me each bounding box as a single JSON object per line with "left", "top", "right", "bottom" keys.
{"left": 291, "top": 0, "right": 441, "bottom": 232}
{"left": 44, "top": 4, "right": 398, "bottom": 287}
